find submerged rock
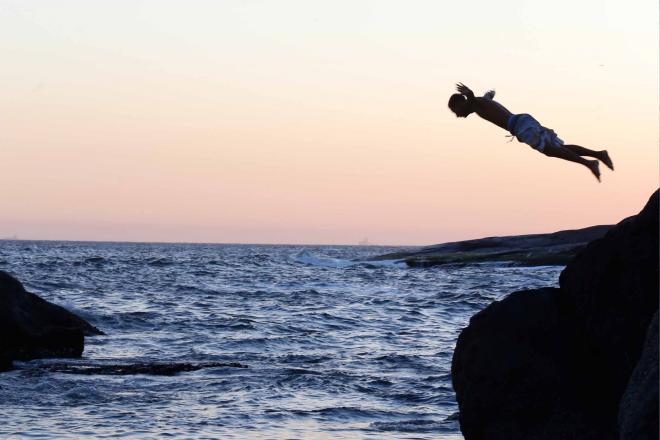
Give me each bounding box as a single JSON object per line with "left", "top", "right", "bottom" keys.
{"left": 452, "top": 190, "right": 659, "bottom": 439}
{"left": 0, "top": 271, "right": 103, "bottom": 368}
{"left": 37, "top": 361, "right": 248, "bottom": 376}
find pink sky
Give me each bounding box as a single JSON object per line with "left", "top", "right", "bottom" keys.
{"left": 1, "top": 1, "right": 657, "bottom": 245}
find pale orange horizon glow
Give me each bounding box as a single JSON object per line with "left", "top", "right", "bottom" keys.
{"left": 1, "top": 0, "right": 657, "bottom": 245}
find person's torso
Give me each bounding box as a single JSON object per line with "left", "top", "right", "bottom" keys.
{"left": 475, "top": 99, "right": 512, "bottom": 130}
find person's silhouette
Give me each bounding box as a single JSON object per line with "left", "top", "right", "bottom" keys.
{"left": 448, "top": 83, "right": 613, "bottom": 182}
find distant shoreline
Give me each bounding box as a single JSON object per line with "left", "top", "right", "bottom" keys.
{"left": 372, "top": 225, "right": 613, "bottom": 267}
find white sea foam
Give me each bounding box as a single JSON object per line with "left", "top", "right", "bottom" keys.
{"left": 294, "top": 250, "right": 356, "bottom": 268}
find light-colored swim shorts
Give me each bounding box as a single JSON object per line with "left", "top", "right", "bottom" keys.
{"left": 507, "top": 113, "right": 564, "bottom": 153}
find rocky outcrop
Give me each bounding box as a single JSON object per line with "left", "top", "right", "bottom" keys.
{"left": 0, "top": 271, "right": 103, "bottom": 370}
{"left": 452, "top": 190, "right": 659, "bottom": 439}
{"left": 451, "top": 287, "right": 606, "bottom": 439}
{"left": 373, "top": 225, "right": 612, "bottom": 267}
{"left": 0, "top": 354, "right": 11, "bottom": 372}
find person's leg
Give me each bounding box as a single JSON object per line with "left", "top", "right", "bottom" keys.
{"left": 543, "top": 144, "right": 601, "bottom": 181}
{"left": 563, "top": 144, "right": 599, "bottom": 157}
{"left": 564, "top": 145, "right": 614, "bottom": 170}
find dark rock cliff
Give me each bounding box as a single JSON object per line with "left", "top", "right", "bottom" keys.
{"left": 0, "top": 270, "right": 103, "bottom": 371}
{"left": 452, "top": 190, "right": 659, "bottom": 439}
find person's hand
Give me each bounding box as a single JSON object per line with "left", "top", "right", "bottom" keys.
{"left": 456, "top": 83, "right": 474, "bottom": 98}
{"left": 483, "top": 89, "right": 496, "bottom": 100}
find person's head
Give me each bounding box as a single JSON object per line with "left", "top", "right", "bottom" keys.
{"left": 448, "top": 93, "right": 471, "bottom": 117}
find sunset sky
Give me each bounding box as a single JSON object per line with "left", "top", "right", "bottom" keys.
{"left": 1, "top": 0, "right": 657, "bottom": 245}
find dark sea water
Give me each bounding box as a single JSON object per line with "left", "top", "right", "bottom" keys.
{"left": 0, "top": 241, "right": 562, "bottom": 439}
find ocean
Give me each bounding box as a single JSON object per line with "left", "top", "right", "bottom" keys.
{"left": 0, "top": 240, "right": 562, "bottom": 439}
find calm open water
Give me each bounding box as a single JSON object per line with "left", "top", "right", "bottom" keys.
{"left": 0, "top": 241, "right": 562, "bottom": 439}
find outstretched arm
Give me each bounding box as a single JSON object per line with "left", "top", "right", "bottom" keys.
{"left": 457, "top": 83, "right": 496, "bottom": 101}
{"left": 482, "top": 89, "right": 496, "bottom": 100}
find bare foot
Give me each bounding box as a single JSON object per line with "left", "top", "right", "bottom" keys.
{"left": 587, "top": 160, "right": 601, "bottom": 182}
{"left": 599, "top": 150, "right": 614, "bottom": 170}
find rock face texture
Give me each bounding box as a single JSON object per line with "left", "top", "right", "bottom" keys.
{"left": 0, "top": 271, "right": 103, "bottom": 371}
{"left": 618, "top": 311, "right": 659, "bottom": 440}
{"left": 452, "top": 190, "right": 659, "bottom": 440}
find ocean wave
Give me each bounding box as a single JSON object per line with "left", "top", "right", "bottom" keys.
{"left": 294, "top": 250, "right": 356, "bottom": 268}
{"left": 294, "top": 250, "right": 406, "bottom": 269}
{"left": 146, "top": 257, "right": 175, "bottom": 267}
{"left": 96, "top": 311, "right": 161, "bottom": 330}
